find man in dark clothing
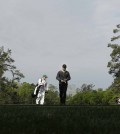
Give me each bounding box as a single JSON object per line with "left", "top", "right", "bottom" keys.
{"left": 56, "top": 64, "right": 71, "bottom": 105}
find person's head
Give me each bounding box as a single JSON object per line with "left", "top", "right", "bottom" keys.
{"left": 42, "top": 75, "right": 48, "bottom": 80}
{"left": 62, "top": 64, "right": 67, "bottom": 71}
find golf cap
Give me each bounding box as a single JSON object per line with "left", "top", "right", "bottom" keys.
{"left": 42, "top": 75, "right": 48, "bottom": 78}
{"left": 62, "top": 64, "right": 67, "bottom": 68}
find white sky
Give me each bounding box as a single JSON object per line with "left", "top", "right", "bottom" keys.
{"left": 0, "top": 0, "right": 120, "bottom": 89}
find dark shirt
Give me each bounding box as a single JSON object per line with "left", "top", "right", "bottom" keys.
{"left": 56, "top": 70, "right": 71, "bottom": 84}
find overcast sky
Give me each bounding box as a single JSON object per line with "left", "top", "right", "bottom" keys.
{"left": 0, "top": 0, "right": 120, "bottom": 89}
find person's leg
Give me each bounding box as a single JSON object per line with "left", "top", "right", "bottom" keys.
{"left": 62, "top": 84, "right": 67, "bottom": 105}
{"left": 40, "top": 92, "right": 45, "bottom": 105}
{"left": 36, "top": 92, "right": 41, "bottom": 104}
{"left": 59, "top": 84, "right": 64, "bottom": 105}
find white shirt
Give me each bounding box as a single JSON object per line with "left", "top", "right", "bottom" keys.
{"left": 38, "top": 78, "right": 48, "bottom": 92}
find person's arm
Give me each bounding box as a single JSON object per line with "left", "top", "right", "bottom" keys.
{"left": 56, "top": 71, "right": 61, "bottom": 81}
{"left": 38, "top": 78, "right": 41, "bottom": 85}
{"left": 44, "top": 82, "right": 48, "bottom": 90}
{"left": 65, "top": 72, "right": 71, "bottom": 82}
{"left": 44, "top": 82, "right": 49, "bottom": 93}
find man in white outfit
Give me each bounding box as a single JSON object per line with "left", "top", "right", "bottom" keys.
{"left": 34, "top": 75, "right": 48, "bottom": 105}
{"left": 116, "top": 97, "right": 120, "bottom": 104}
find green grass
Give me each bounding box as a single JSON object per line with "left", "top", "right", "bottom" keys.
{"left": 0, "top": 105, "right": 120, "bottom": 134}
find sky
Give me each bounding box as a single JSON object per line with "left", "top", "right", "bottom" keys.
{"left": 0, "top": 0, "right": 120, "bottom": 89}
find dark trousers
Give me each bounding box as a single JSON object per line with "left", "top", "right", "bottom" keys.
{"left": 59, "top": 83, "right": 68, "bottom": 105}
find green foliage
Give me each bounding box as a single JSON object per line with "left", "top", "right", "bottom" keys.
{"left": 1, "top": 45, "right": 120, "bottom": 105}
{"left": 76, "top": 83, "right": 95, "bottom": 92}
{"left": 69, "top": 88, "right": 119, "bottom": 105}
{"left": 0, "top": 46, "right": 25, "bottom": 104}
{"left": 0, "top": 46, "right": 13, "bottom": 90}
{"left": 108, "top": 24, "right": 120, "bottom": 88}
{"left": 0, "top": 46, "right": 24, "bottom": 90}
{"left": 0, "top": 86, "right": 19, "bottom": 104}
{"left": 17, "top": 82, "right": 35, "bottom": 104}
{"left": 45, "top": 84, "right": 59, "bottom": 105}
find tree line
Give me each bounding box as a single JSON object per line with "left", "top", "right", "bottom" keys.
{"left": 0, "top": 24, "right": 120, "bottom": 105}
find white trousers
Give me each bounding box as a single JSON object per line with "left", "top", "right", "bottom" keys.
{"left": 36, "top": 91, "right": 45, "bottom": 105}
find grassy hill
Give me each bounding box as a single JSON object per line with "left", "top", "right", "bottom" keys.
{"left": 0, "top": 105, "right": 120, "bottom": 134}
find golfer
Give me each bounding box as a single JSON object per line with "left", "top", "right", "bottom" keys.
{"left": 56, "top": 64, "right": 71, "bottom": 105}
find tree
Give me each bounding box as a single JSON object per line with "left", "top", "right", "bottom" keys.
{"left": 77, "top": 83, "right": 95, "bottom": 92}
{"left": 68, "top": 89, "right": 116, "bottom": 105}
{"left": 0, "top": 46, "right": 24, "bottom": 90}
{"left": 45, "top": 84, "right": 59, "bottom": 105}
{"left": 17, "top": 82, "right": 35, "bottom": 104}
{"left": 108, "top": 24, "right": 120, "bottom": 88}
{"left": 0, "top": 46, "right": 24, "bottom": 104}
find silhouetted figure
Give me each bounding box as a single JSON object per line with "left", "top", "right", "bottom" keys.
{"left": 56, "top": 64, "right": 71, "bottom": 105}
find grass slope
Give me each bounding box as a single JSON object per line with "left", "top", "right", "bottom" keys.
{"left": 0, "top": 105, "right": 120, "bottom": 134}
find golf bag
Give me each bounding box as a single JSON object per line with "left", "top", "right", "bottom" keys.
{"left": 31, "top": 85, "right": 41, "bottom": 98}
{"left": 31, "top": 79, "right": 43, "bottom": 98}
